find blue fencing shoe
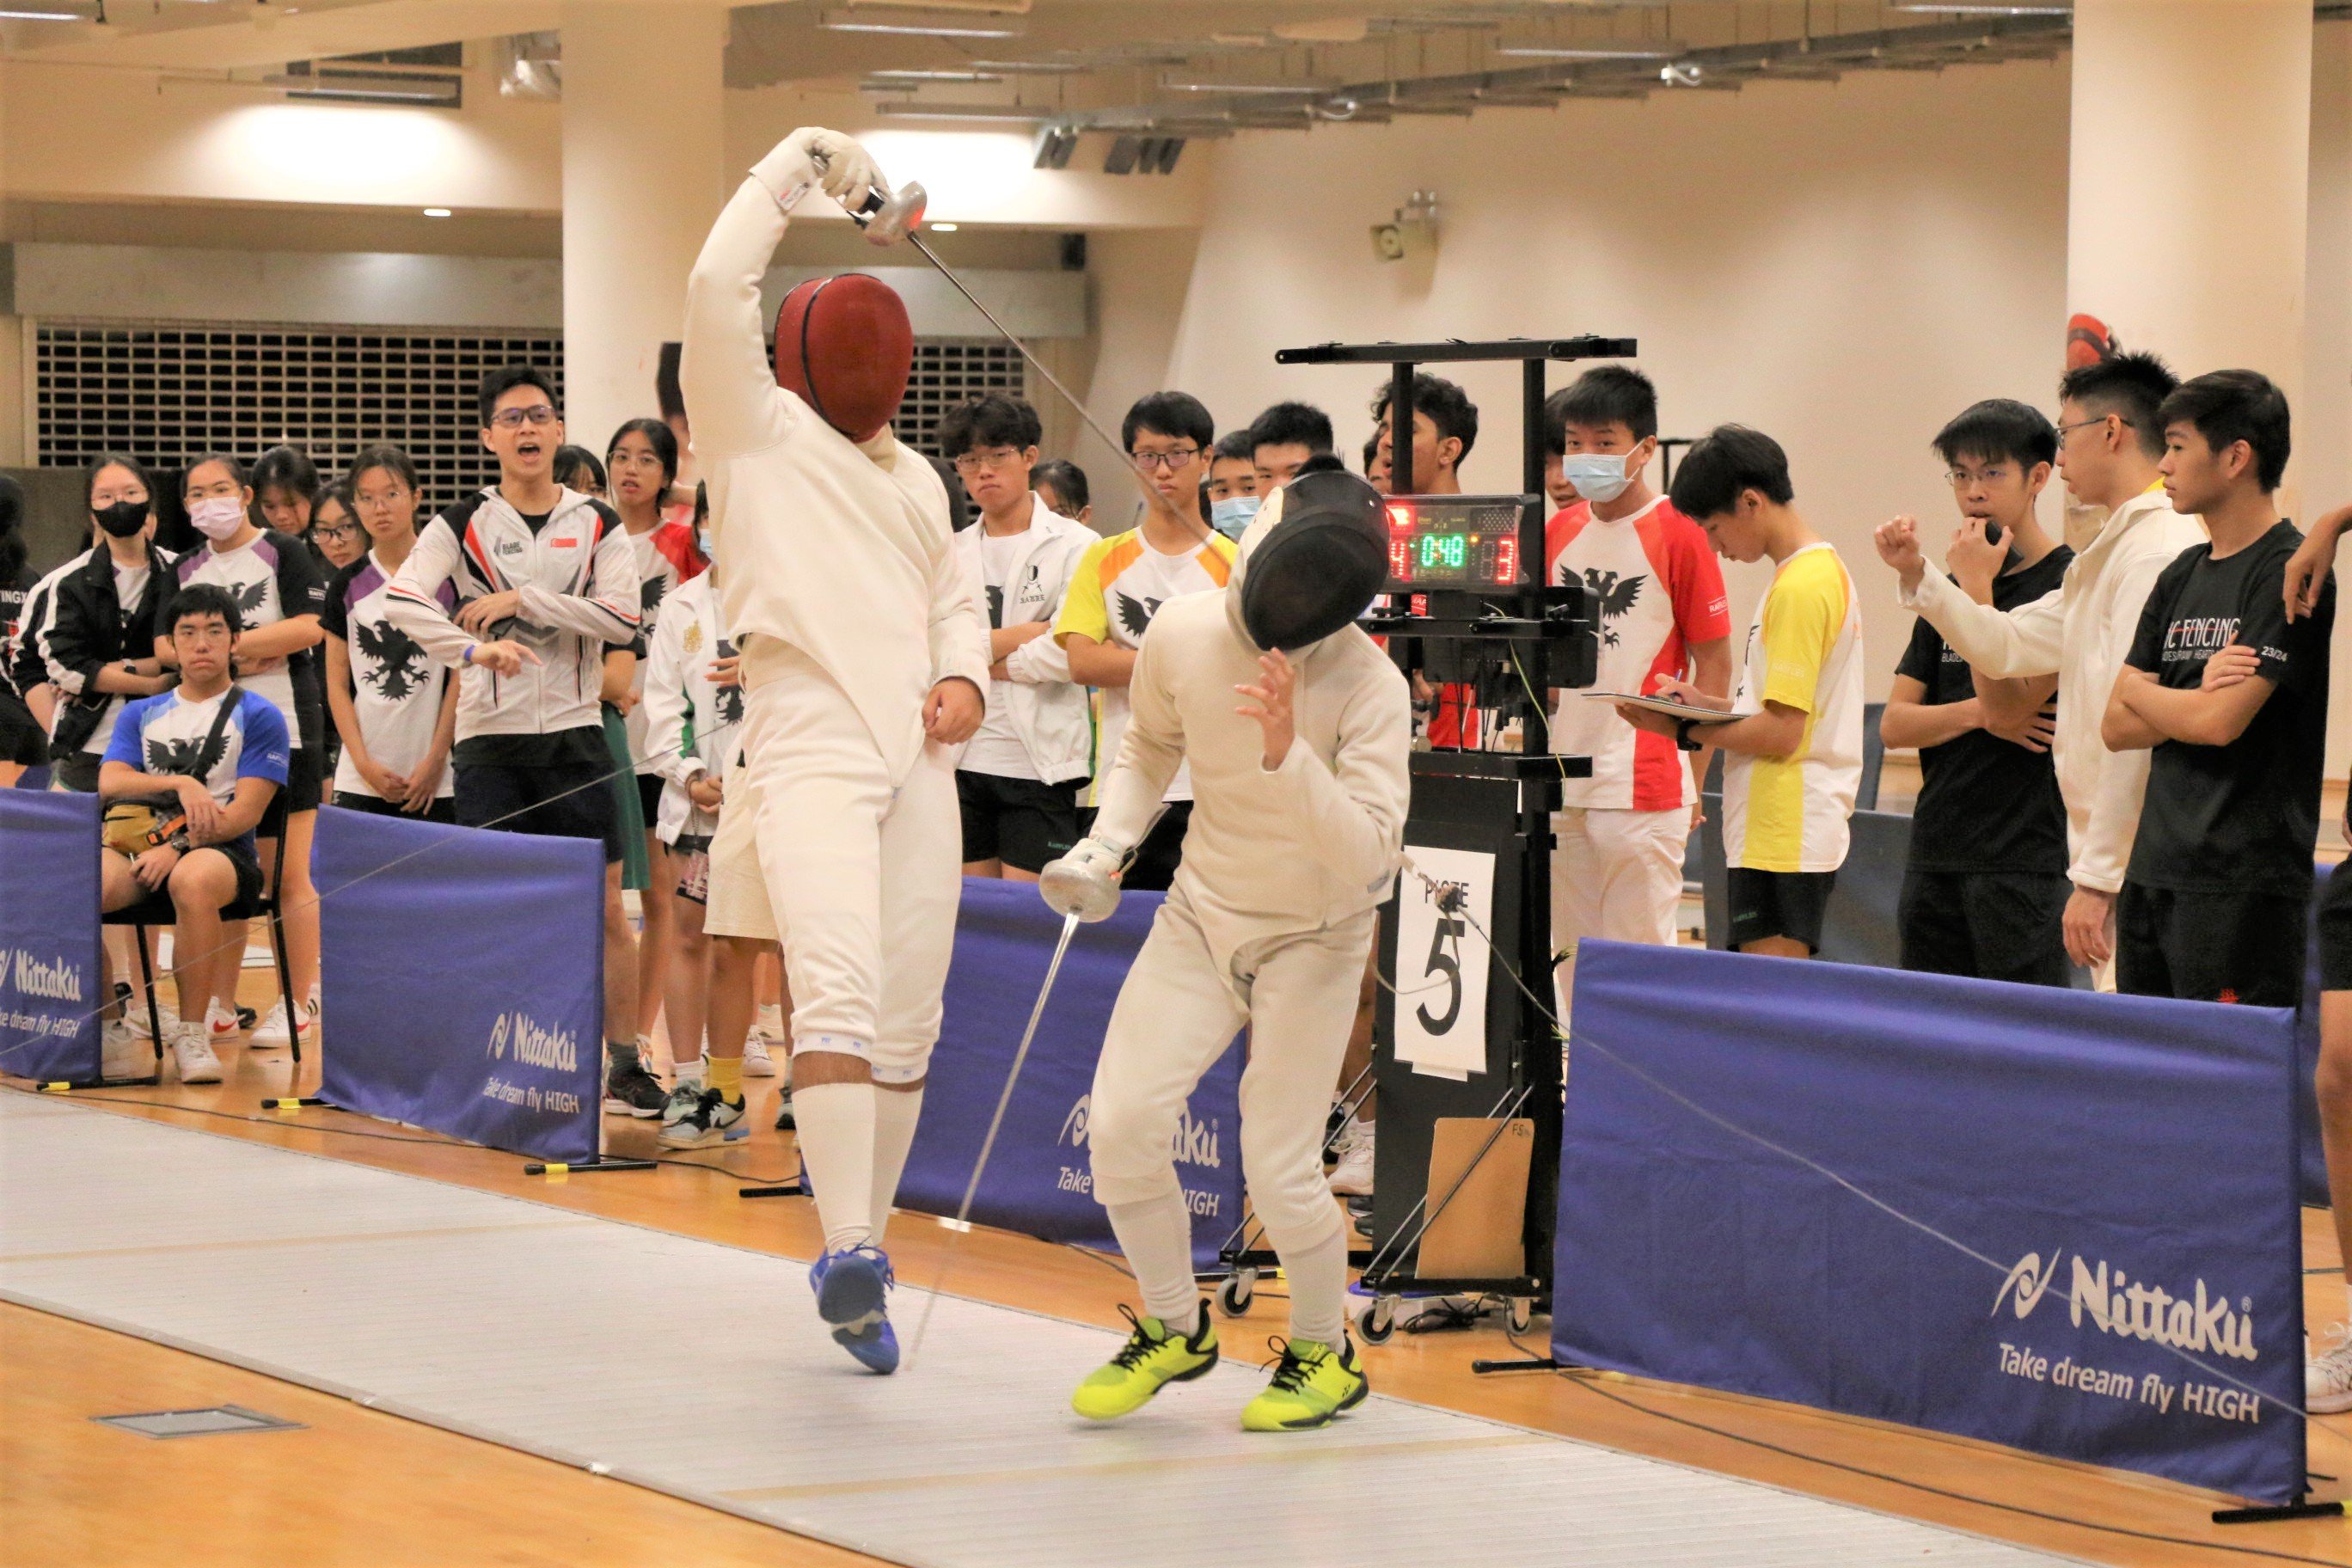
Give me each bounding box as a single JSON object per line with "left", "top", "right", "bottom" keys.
{"left": 809, "top": 1244, "right": 898, "bottom": 1374}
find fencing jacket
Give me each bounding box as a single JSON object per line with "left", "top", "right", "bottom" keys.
{"left": 1091, "top": 493, "right": 1413, "bottom": 957}
{"left": 1897, "top": 487, "right": 2205, "bottom": 896}
{"left": 681, "top": 144, "right": 990, "bottom": 784}
{"left": 383, "top": 487, "right": 641, "bottom": 759}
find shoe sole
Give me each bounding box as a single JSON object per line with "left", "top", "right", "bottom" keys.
{"left": 603, "top": 1099, "right": 665, "bottom": 1118}
{"left": 2311, "top": 1389, "right": 2352, "bottom": 1415}
{"left": 1074, "top": 1351, "right": 1220, "bottom": 1421}
{"left": 657, "top": 1124, "right": 750, "bottom": 1149}
{"left": 815, "top": 1255, "right": 888, "bottom": 1332}
{"left": 741, "top": 1059, "right": 779, "bottom": 1078}
{"left": 1244, "top": 1375, "right": 1369, "bottom": 1433}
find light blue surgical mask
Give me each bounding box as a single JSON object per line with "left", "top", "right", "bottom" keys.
{"left": 1560, "top": 452, "right": 1635, "bottom": 505}
{"left": 1210, "top": 494, "right": 1262, "bottom": 539}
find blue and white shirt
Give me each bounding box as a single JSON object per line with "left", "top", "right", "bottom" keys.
{"left": 102, "top": 686, "right": 291, "bottom": 854}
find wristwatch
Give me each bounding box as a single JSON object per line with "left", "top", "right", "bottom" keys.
{"left": 1674, "top": 716, "right": 1706, "bottom": 753}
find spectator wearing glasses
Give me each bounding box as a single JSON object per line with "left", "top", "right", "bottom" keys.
{"left": 322, "top": 446, "right": 457, "bottom": 823}
{"left": 1032, "top": 459, "right": 1093, "bottom": 527}
{"left": 942, "top": 394, "right": 1095, "bottom": 882}
{"left": 308, "top": 484, "right": 366, "bottom": 574}
{"left": 383, "top": 364, "right": 657, "bottom": 1118}
{"left": 1053, "top": 392, "right": 1235, "bottom": 891}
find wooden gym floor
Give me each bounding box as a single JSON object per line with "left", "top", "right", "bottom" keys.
{"left": 5, "top": 966, "right": 2351, "bottom": 1568}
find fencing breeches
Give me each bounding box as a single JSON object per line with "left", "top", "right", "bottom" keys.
{"left": 1089, "top": 885, "right": 1374, "bottom": 1345}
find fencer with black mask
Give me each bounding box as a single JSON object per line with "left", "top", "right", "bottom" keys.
{"left": 1042, "top": 462, "right": 1412, "bottom": 1432}
{"left": 682, "top": 126, "right": 990, "bottom": 1376}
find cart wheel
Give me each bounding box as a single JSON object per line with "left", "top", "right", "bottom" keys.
{"left": 1357, "top": 1296, "right": 1397, "bottom": 1346}
{"left": 1215, "top": 1269, "right": 1258, "bottom": 1318}
{"left": 1506, "top": 1296, "right": 1534, "bottom": 1334}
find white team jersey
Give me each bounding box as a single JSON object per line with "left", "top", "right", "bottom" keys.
{"left": 326, "top": 552, "right": 456, "bottom": 799}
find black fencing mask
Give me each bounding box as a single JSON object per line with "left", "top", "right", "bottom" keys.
{"left": 1235, "top": 467, "right": 1388, "bottom": 652}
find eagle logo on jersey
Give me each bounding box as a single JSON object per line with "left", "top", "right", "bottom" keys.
{"left": 714, "top": 683, "right": 745, "bottom": 727}
{"left": 1565, "top": 566, "right": 1645, "bottom": 648}
{"left": 353, "top": 618, "right": 432, "bottom": 702}
{"left": 146, "top": 735, "right": 211, "bottom": 779}
{"left": 230, "top": 578, "right": 271, "bottom": 617}
{"left": 640, "top": 575, "right": 670, "bottom": 618}
{"left": 1115, "top": 592, "right": 1163, "bottom": 641}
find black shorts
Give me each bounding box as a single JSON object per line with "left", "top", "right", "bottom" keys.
{"left": 332, "top": 790, "right": 457, "bottom": 824}
{"left": 1898, "top": 867, "right": 2072, "bottom": 988}
{"left": 2116, "top": 882, "right": 2307, "bottom": 1008}
{"left": 957, "top": 770, "right": 1082, "bottom": 874}
{"left": 1122, "top": 799, "right": 1194, "bottom": 894}
{"left": 1726, "top": 867, "right": 1836, "bottom": 953}
{"left": 2315, "top": 861, "right": 2352, "bottom": 995}
{"left": 281, "top": 744, "right": 324, "bottom": 814}
{"left": 636, "top": 772, "right": 666, "bottom": 830}
{"left": 206, "top": 838, "right": 270, "bottom": 915}
{"left": 455, "top": 760, "right": 623, "bottom": 864}
{"left": 51, "top": 752, "right": 103, "bottom": 793}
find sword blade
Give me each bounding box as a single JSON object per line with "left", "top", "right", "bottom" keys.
{"left": 902, "top": 910, "right": 1081, "bottom": 1365}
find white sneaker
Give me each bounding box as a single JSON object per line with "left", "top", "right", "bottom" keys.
{"left": 1328, "top": 1118, "right": 1375, "bottom": 1197}
{"left": 249, "top": 997, "right": 315, "bottom": 1050}
{"left": 2309, "top": 1332, "right": 2352, "bottom": 1414}
{"left": 754, "top": 1002, "right": 785, "bottom": 1043}
{"left": 169, "top": 1023, "right": 224, "bottom": 1084}
{"left": 207, "top": 999, "right": 242, "bottom": 1041}
{"left": 742, "top": 1036, "right": 778, "bottom": 1077}
{"left": 101, "top": 1020, "right": 151, "bottom": 1080}
{"left": 123, "top": 997, "right": 181, "bottom": 1040}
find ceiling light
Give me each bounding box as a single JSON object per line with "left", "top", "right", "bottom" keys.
{"left": 0, "top": 3, "right": 93, "bottom": 16}
{"left": 1162, "top": 80, "right": 1336, "bottom": 95}
{"left": 930, "top": 222, "right": 960, "bottom": 231}
{"left": 1890, "top": 3, "right": 2069, "bottom": 13}
{"left": 819, "top": 9, "right": 1024, "bottom": 37}
{"left": 266, "top": 73, "right": 463, "bottom": 105}
{"left": 873, "top": 102, "right": 1050, "bottom": 121}
{"left": 1493, "top": 44, "right": 1678, "bottom": 60}
{"left": 966, "top": 59, "right": 1087, "bottom": 74}
{"left": 422, "top": 207, "right": 452, "bottom": 218}
{"left": 867, "top": 69, "right": 1006, "bottom": 82}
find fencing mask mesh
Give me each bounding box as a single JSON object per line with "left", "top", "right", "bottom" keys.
{"left": 1236, "top": 467, "right": 1388, "bottom": 652}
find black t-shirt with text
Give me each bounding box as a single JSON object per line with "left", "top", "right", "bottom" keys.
{"left": 1896, "top": 545, "right": 2073, "bottom": 875}
{"left": 2123, "top": 519, "right": 2334, "bottom": 896}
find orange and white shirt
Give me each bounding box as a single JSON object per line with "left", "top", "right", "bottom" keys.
{"left": 1721, "top": 542, "right": 1865, "bottom": 874}
{"left": 1054, "top": 526, "right": 1236, "bottom": 802}
{"left": 1545, "top": 496, "right": 1730, "bottom": 812}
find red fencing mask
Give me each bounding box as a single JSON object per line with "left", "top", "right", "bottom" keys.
{"left": 772, "top": 273, "right": 914, "bottom": 443}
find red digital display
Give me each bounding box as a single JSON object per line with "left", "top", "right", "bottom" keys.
{"left": 1383, "top": 496, "right": 1530, "bottom": 587}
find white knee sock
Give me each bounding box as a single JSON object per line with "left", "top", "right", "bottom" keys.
{"left": 1280, "top": 1222, "right": 1350, "bottom": 1348}
{"left": 1106, "top": 1195, "right": 1201, "bottom": 1332}
{"left": 674, "top": 1055, "right": 707, "bottom": 1091}
{"left": 867, "top": 1087, "right": 924, "bottom": 1250}
{"left": 792, "top": 1080, "right": 877, "bottom": 1254}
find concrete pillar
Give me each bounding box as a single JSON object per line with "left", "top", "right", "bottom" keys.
{"left": 2067, "top": 0, "right": 2314, "bottom": 473}
{"left": 560, "top": 2, "right": 726, "bottom": 462}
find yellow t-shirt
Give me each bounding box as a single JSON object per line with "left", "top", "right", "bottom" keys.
{"left": 1721, "top": 542, "right": 1865, "bottom": 873}
{"left": 1054, "top": 527, "right": 1235, "bottom": 802}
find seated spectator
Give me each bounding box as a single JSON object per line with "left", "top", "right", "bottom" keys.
{"left": 1249, "top": 401, "right": 1336, "bottom": 493}
{"left": 1033, "top": 459, "right": 1093, "bottom": 527}
{"left": 97, "top": 584, "right": 288, "bottom": 1084}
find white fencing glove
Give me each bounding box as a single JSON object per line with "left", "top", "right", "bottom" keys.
{"left": 785, "top": 126, "right": 885, "bottom": 212}
{"left": 1038, "top": 837, "right": 1128, "bottom": 924}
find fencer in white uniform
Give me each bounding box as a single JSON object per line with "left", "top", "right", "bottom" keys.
{"left": 682, "top": 127, "right": 989, "bottom": 1375}
{"left": 1044, "top": 464, "right": 1412, "bottom": 1430}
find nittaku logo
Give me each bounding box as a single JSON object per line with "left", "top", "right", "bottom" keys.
{"left": 484, "top": 1010, "right": 579, "bottom": 1073}
{"left": 1058, "top": 1093, "right": 1222, "bottom": 1169}
{"left": 10, "top": 949, "right": 85, "bottom": 1002}
{"left": 1993, "top": 1250, "right": 2257, "bottom": 1362}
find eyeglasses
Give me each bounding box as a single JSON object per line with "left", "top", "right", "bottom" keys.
{"left": 951, "top": 447, "right": 1026, "bottom": 476}
{"left": 312, "top": 524, "right": 364, "bottom": 543}
{"left": 354, "top": 487, "right": 409, "bottom": 511}
{"left": 2056, "top": 415, "right": 2125, "bottom": 440}
{"left": 1945, "top": 466, "right": 2014, "bottom": 487}
{"left": 488, "top": 404, "right": 560, "bottom": 430}
{"left": 1128, "top": 447, "right": 1201, "bottom": 472}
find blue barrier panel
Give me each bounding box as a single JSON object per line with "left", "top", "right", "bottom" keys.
{"left": 314, "top": 805, "right": 601, "bottom": 1165}
{"left": 0, "top": 791, "right": 101, "bottom": 1085}
{"left": 1557, "top": 939, "right": 2305, "bottom": 1504}
{"left": 897, "top": 879, "right": 1243, "bottom": 1266}
{"left": 2298, "top": 866, "right": 2337, "bottom": 1207}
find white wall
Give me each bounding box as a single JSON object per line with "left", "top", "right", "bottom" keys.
{"left": 1161, "top": 62, "right": 2072, "bottom": 712}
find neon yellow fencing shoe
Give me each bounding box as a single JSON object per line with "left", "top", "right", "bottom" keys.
{"left": 1240, "top": 1335, "right": 1369, "bottom": 1431}
{"left": 1073, "top": 1304, "right": 1220, "bottom": 1421}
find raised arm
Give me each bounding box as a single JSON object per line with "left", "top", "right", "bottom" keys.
{"left": 682, "top": 128, "right": 885, "bottom": 462}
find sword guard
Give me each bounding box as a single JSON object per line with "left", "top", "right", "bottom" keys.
{"left": 852, "top": 182, "right": 928, "bottom": 246}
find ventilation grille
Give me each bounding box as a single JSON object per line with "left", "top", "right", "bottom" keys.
{"left": 34, "top": 320, "right": 565, "bottom": 505}
{"left": 902, "top": 340, "right": 1027, "bottom": 457}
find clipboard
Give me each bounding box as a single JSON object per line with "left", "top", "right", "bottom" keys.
{"left": 1579, "top": 689, "right": 1736, "bottom": 723}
